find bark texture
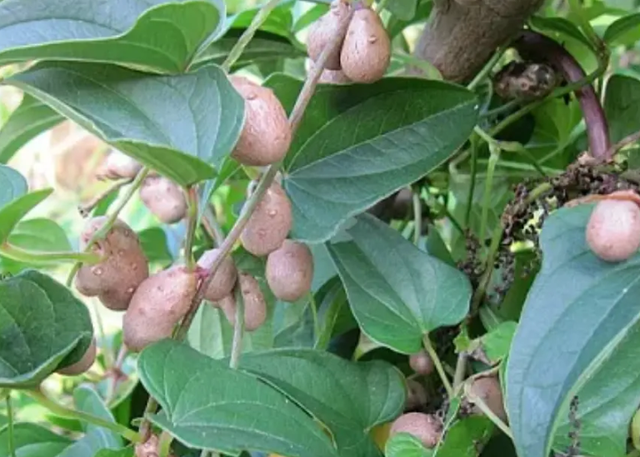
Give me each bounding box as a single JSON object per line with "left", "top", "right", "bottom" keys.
{"left": 414, "top": 0, "right": 544, "bottom": 82}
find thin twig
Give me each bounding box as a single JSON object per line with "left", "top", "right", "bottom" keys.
{"left": 183, "top": 187, "right": 199, "bottom": 270}
{"left": 78, "top": 177, "right": 133, "bottom": 217}
{"left": 6, "top": 394, "right": 15, "bottom": 457}
{"left": 453, "top": 351, "right": 468, "bottom": 392}
{"left": 469, "top": 391, "right": 513, "bottom": 438}
{"left": 203, "top": 204, "right": 226, "bottom": 246}
{"left": 422, "top": 336, "right": 453, "bottom": 397}
{"left": 229, "top": 286, "right": 245, "bottom": 369}
{"left": 608, "top": 129, "right": 640, "bottom": 158}
{"left": 28, "top": 388, "right": 141, "bottom": 443}
{"left": 412, "top": 191, "right": 422, "bottom": 245}
{"left": 66, "top": 168, "right": 150, "bottom": 286}
{"left": 221, "top": 0, "right": 282, "bottom": 73}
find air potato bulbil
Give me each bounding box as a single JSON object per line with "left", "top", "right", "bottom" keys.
{"left": 240, "top": 181, "right": 292, "bottom": 256}
{"left": 409, "top": 350, "right": 434, "bottom": 376}
{"left": 307, "top": 0, "right": 351, "bottom": 70}
{"left": 75, "top": 217, "right": 149, "bottom": 311}
{"left": 230, "top": 76, "right": 291, "bottom": 167}
{"left": 586, "top": 199, "right": 640, "bottom": 262}
{"left": 266, "top": 240, "right": 314, "bottom": 302}
{"left": 123, "top": 266, "right": 197, "bottom": 352}
{"left": 390, "top": 412, "right": 442, "bottom": 449}
{"left": 340, "top": 4, "right": 391, "bottom": 83}
{"left": 467, "top": 375, "right": 508, "bottom": 423}
{"left": 198, "top": 248, "right": 238, "bottom": 301}
{"left": 215, "top": 273, "right": 267, "bottom": 331}
{"left": 139, "top": 175, "right": 187, "bottom": 224}
{"left": 57, "top": 339, "right": 97, "bottom": 376}
{"left": 96, "top": 149, "right": 142, "bottom": 180}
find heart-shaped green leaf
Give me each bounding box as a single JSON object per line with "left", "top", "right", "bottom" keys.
{"left": 0, "top": 270, "right": 93, "bottom": 388}
{"left": 530, "top": 16, "right": 593, "bottom": 50}
{"left": 604, "top": 13, "right": 640, "bottom": 46}
{"left": 266, "top": 75, "right": 478, "bottom": 242}
{"left": 0, "top": 423, "right": 71, "bottom": 457}
{"left": 0, "top": 188, "right": 52, "bottom": 245}
{"left": 0, "top": 165, "right": 27, "bottom": 209}
{"left": 506, "top": 204, "right": 640, "bottom": 457}
{"left": 240, "top": 348, "right": 406, "bottom": 457}
{"left": 553, "top": 320, "right": 640, "bottom": 457}
{"left": 6, "top": 62, "right": 245, "bottom": 186}
{"left": 8, "top": 219, "right": 71, "bottom": 253}
{"left": 433, "top": 417, "right": 493, "bottom": 457}
{"left": 0, "top": 0, "right": 226, "bottom": 73}
{"left": 0, "top": 95, "right": 63, "bottom": 164}
{"left": 57, "top": 386, "right": 122, "bottom": 457}
{"left": 604, "top": 74, "right": 640, "bottom": 144}
{"left": 385, "top": 434, "right": 431, "bottom": 457}
{"left": 137, "top": 339, "right": 339, "bottom": 457}
{"left": 327, "top": 214, "right": 471, "bottom": 353}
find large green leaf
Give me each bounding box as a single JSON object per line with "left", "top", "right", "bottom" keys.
{"left": 137, "top": 340, "right": 339, "bottom": 457}
{"left": 240, "top": 349, "right": 405, "bottom": 457}
{"left": 0, "top": 270, "right": 93, "bottom": 388}
{"left": 506, "top": 204, "right": 640, "bottom": 457}
{"left": 265, "top": 75, "right": 478, "bottom": 242}
{"left": 327, "top": 214, "right": 471, "bottom": 353}
{"left": 604, "top": 74, "right": 640, "bottom": 143}
{"left": 0, "top": 189, "right": 53, "bottom": 246}
{"left": 386, "top": 0, "right": 419, "bottom": 20}
{"left": 553, "top": 320, "right": 640, "bottom": 457}
{"left": 604, "top": 13, "right": 640, "bottom": 46}
{"left": 0, "top": 0, "right": 226, "bottom": 73}
{"left": 57, "top": 386, "right": 122, "bottom": 457}
{"left": 530, "top": 16, "right": 593, "bottom": 50}
{"left": 0, "top": 164, "right": 27, "bottom": 208}
{"left": 8, "top": 219, "right": 71, "bottom": 253}
{"left": 6, "top": 62, "right": 245, "bottom": 186}
{"left": 0, "top": 423, "right": 71, "bottom": 457}
{"left": 0, "top": 95, "right": 63, "bottom": 164}
{"left": 434, "top": 417, "right": 493, "bottom": 457}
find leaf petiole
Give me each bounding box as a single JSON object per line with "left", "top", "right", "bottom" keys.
{"left": 6, "top": 393, "right": 15, "bottom": 457}
{"left": 27, "top": 388, "right": 142, "bottom": 443}
{"left": 0, "top": 243, "right": 101, "bottom": 265}
{"left": 422, "top": 336, "right": 453, "bottom": 397}
{"left": 229, "top": 285, "right": 246, "bottom": 370}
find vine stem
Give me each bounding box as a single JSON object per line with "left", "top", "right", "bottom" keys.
{"left": 158, "top": 431, "right": 173, "bottom": 457}
{"left": 27, "top": 388, "right": 142, "bottom": 444}
{"left": 172, "top": 9, "right": 353, "bottom": 344}
{"left": 467, "top": 46, "right": 506, "bottom": 91}
{"left": 137, "top": 5, "right": 356, "bottom": 437}
{"left": 221, "top": 0, "right": 282, "bottom": 73}
{"left": 0, "top": 243, "right": 100, "bottom": 265}
{"left": 6, "top": 394, "right": 15, "bottom": 457}
{"left": 453, "top": 351, "right": 468, "bottom": 392}
{"left": 422, "top": 336, "right": 453, "bottom": 397}
{"left": 203, "top": 204, "right": 225, "bottom": 246}
{"left": 608, "top": 128, "right": 640, "bottom": 158}
{"left": 468, "top": 391, "right": 513, "bottom": 438}
{"left": 479, "top": 144, "right": 500, "bottom": 242}
{"left": 78, "top": 177, "right": 133, "bottom": 217}
{"left": 66, "top": 168, "right": 150, "bottom": 286}
{"left": 229, "top": 286, "right": 246, "bottom": 369}
{"left": 412, "top": 191, "right": 422, "bottom": 245}
{"left": 464, "top": 138, "right": 478, "bottom": 228}
{"left": 183, "top": 187, "right": 199, "bottom": 270}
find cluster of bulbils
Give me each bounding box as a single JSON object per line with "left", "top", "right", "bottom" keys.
{"left": 389, "top": 351, "right": 507, "bottom": 448}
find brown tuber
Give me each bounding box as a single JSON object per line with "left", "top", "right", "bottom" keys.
{"left": 230, "top": 76, "right": 292, "bottom": 167}
{"left": 139, "top": 175, "right": 187, "bottom": 224}
{"left": 57, "top": 339, "right": 97, "bottom": 376}
{"left": 468, "top": 375, "right": 508, "bottom": 423}
{"left": 340, "top": 5, "right": 390, "bottom": 83}
{"left": 266, "top": 240, "right": 314, "bottom": 302}
{"left": 215, "top": 273, "right": 267, "bottom": 331}
{"left": 75, "top": 217, "right": 149, "bottom": 311}
{"left": 307, "top": 0, "right": 351, "bottom": 70}
{"left": 123, "top": 266, "right": 197, "bottom": 352}
{"left": 390, "top": 412, "right": 442, "bottom": 449}
{"left": 96, "top": 149, "right": 142, "bottom": 181}
{"left": 241, "top": 181, "right": 292, "bottom": 256}
{"left": 586, "top": 199, "right": 640, "bottom": 262}
{"left": 409, "top": 350, "right": 434, "bottom": 376}
{"left": 198, "top": 248, "right": 238, "bottom": 301}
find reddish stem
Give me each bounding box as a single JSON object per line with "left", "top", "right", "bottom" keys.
{"left": 514, "top": 30, "right": 610, "bottom": 161}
